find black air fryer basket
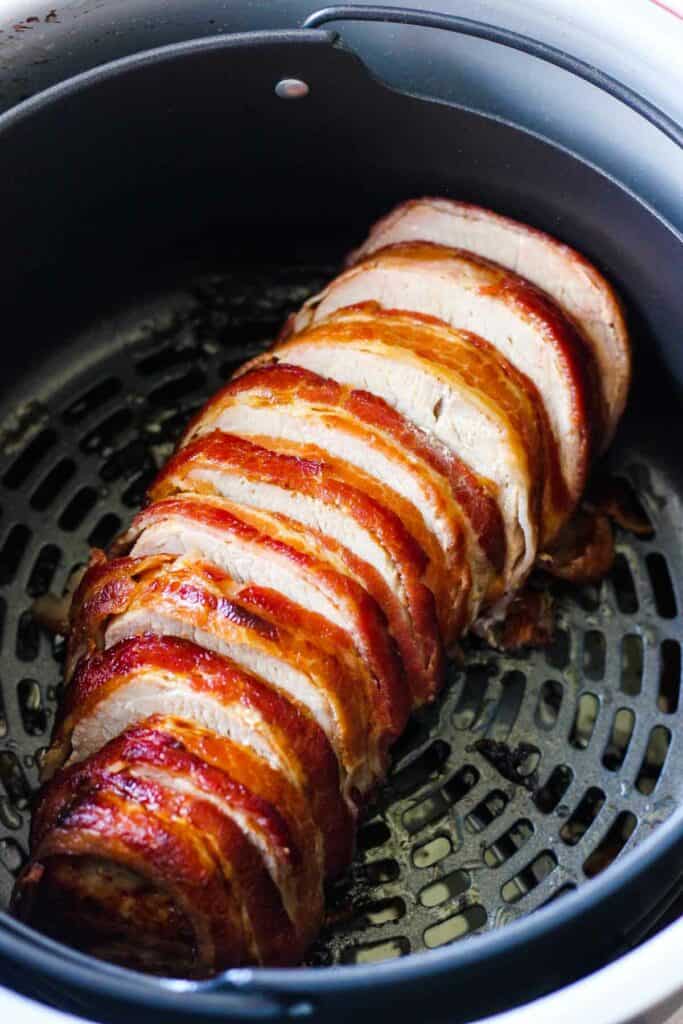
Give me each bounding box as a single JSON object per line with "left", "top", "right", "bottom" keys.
{"left": 0, "top": 5, "right": 682, "bottom": 1022}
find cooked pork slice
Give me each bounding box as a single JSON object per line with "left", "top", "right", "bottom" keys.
{"left": 28, "top": 764, "right": 301, "bottom": 967}
{"left": 149, "top": 714, "right": 323, "bottom": 939}
{"left": 185, "top": 361, "right": 505, "bottom": 622}
{"left": 66, "top": 557, "right": 381, "bottom": 804}
{"left": 262, "top": 307, "right": 545, "bottom": 599}
{"left": 35, "top": 721, "right": 321, "bottom": 955}
{"left": 119, "top": 494, "right": 412, "bottom": 724}
{"left": 349, "top": 198, "right": 629, "bottom": 447}
{"left": 288, "top": 242, "right": 601, "bottom": 509}
{"left": 14, "top": 855, "right": 202, "bottom": 977}
{"left": 17, "top": 786, "right": 248, "bottom": 974}
{"left": 43, "top": 635, "right": 353, "bottom": 878}
{"left": 180, "top": 386, "right": 467, "bottom": 644}
{"left": 149, "top": 434, "right": 444, "bottom": 696}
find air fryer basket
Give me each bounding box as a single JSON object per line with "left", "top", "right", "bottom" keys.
{"left": 0, "top": 13, "right": 682, "bottom": 1024}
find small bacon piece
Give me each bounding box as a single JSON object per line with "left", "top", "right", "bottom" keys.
{"left": 537, "top": 508, "right": 615, "bottom": 584}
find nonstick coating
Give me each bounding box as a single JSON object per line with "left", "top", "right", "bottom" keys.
{"left": 0, "top": 28, "right": 682, "bottom": 1024}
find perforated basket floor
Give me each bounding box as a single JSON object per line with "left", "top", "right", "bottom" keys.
{"left": 0, "top": 265, "right": 680, "bottom": 969}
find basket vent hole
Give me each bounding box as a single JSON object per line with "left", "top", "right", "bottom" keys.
{"left": 488, "top": 670, "right": 525, "bottom": 742}
{"left": 466, "top": 789, "right": 510, "bottom": 834}
{"left": 340, "top": 936, "right": 410, "bottom": 964}
{"left": 501, "top": 851, "right": 557, "bottom": 904}
{"left": 419, "top": 870, "right": 470, "bottom": 908}
{"left": 569, "top": 693, "right": 599, "bottom": 750}
{"left": 484, "top": 818, "right": 534, "bottom": 868}
{"left": 80, "top": 408, "right": 133, "bottom": 454}
{"left": 575, "top": 583, "right": 601, "bottom": 613}
{"left": 559, "top": 787, "right": 605, "bottom": 846}
{"left": 583, "top": 630, "right": 606, "bottom": 681}
{"left": 611, "top": 554, "right": 638, "bottom": 614}
{"left": 3, "top": 430, "right": 57, "bottom": 489}
{"left": 357, "top": 820, "right": 391, "bottom": 852}
{"left": 534, "top": 680, "right": 563, "bottom": 731}
{"left": 635, "top": 725, "right": 671, "bottom": 795}
{"left": 122, "top": 472, "right": 157, "bottom": 509}
{"left": 101, "top": 439, "right": 157, "bottom": 485}
{"left": 88, "top": 513, "right": 122, "bottom": 549}
{"left": 16, "top": 610, "right": 40, "bottom": 662}
{"left": 647, "top": 553, "right": 677, "bottom": 619}
{"left": 0, "top": 751, "right": 31, "bottom": 810}
{"left": 534, "top": 764, "right": 573, "bottom": 814}
{"left": 453, "top": 664, "right": 491, "bottom": 730}
{"left": 602, "top": 709, "right": 635, "bottom": 771}
{"left": 620, "top": 634, "right": 643, "bottom": 696}
{"left": 352, "top": 897, "right": 406, "bottom": 928}
{"left": 544, "top": 628, "right": 570, "bottom": 670}
{"left": 0, "top": 690, "right": 8, "bottom": 739}
{"left": 30, "top": 459, "right": 76, "bottom": 511}
{"left": 0, "top": 524, "right": 32, "bottom": 584}
{"left": 390, "top": 740, "right": 450, "bottom": 796}
{"left": 402, "top": 791, "right": 447, "bottom": 834}
{"left": 423, "top": 905, "right": 486, "bottom": 948}
{"left": 540, "top": 883, "right": 577, "bottom": 907}
{"left": 443, "top": 764, "right": 480, "bottom": 804}
{"left": 412, "top": 835, "right": 452, "bottom": 868}
{"left": 584, "top": 812, "right": 636, "bottom": 878}
{"left": 17, "top": 678, "right": 47, "bottom": 736}
{"left": 136, "top": 344, "right": 198, "bottom": 377}
{"left": 58, "top": 486, "right": 98, "bottom": 532}
{"left": 362, "top": 859, "right": 400, "bottom": 886}
{"left": 26, "top": 543, "right": 61, "bottom": 597}
{"left": 0, "top": 837, "right": 26, "bottom": 876}
{"left": 63, "top": 377, "right": 122, "bottom": 425}
{"left": 402, "top": 764, "right": 479, "bottom": 834}
{"left": 658, "top": 639, "right": 681, "bottom": 713}
{"left": 148, "top": 368, "right": 206, "bottom": 408}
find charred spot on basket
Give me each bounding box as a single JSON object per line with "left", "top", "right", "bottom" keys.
{"left": 472, "top": 739, "right": 541, "bottom": 792}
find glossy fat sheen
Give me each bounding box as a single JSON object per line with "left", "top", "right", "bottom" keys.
{"left": 349, "top": 198, "right": 630, "bottom": 449}
{"left": 289, "top": 241, "right": 600, "bottom": 512}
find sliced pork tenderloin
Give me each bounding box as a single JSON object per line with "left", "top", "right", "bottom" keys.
{"left": 43, "top": 634, "right": 353, "bottom": 879}
{"left": 261, "top": 306, "right": 545, "bottom": 601}
{"left": 184, "top": 361, "right": 505, "bottom": 622}
{"left": 34, "top": 720, "right": 321, "bottom": 956}
{"left": 287, "top": 242, "right": 602, "bottom": 512}
{"left": 349, "top": 198, "right": 629, "bottom": 447}
{"left": 149, "top": 433, "right": 446, "bottom": 693}
{"left": 65, "top": 555, "right": 381, "bottom": 807}
{"left": 25, "top": 762, "right": 300, "bottom": 967}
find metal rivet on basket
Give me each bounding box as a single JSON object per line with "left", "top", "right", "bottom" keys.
{"left": 275, "top": 78, "right": 310, "bottom": 99}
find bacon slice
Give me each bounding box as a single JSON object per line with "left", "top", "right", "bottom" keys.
{"left": 44, "top": 634, "right": 353, "bottom": 879}
{"left": 33, "top": 720, "right": 321, "bottom": 958}
{"left": 16, "top": 786, "right": 248, "bottom": 974}
{"left": 348, "top": 198, "right": 629, "bottom": 448}
{"left": 22, "top": 759, "right": 301, "bottom": 968}
{"left": 186, "top": 361, "right": 505, "bottom": 610}
{"left": 150, "top": 433, "right": 444, "bottom": 698}
{"left": 287, "top": 242, "right": 601, "bottom": 514}
{"left": 64, "top": 556, "right": 382, "bottom": 804}
{"left": 260, "top": 305, "right": 545, "bottom": 601}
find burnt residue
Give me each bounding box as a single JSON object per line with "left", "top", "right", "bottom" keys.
{"left": 472, "top": 739, "right": 541, "bottom": 793}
